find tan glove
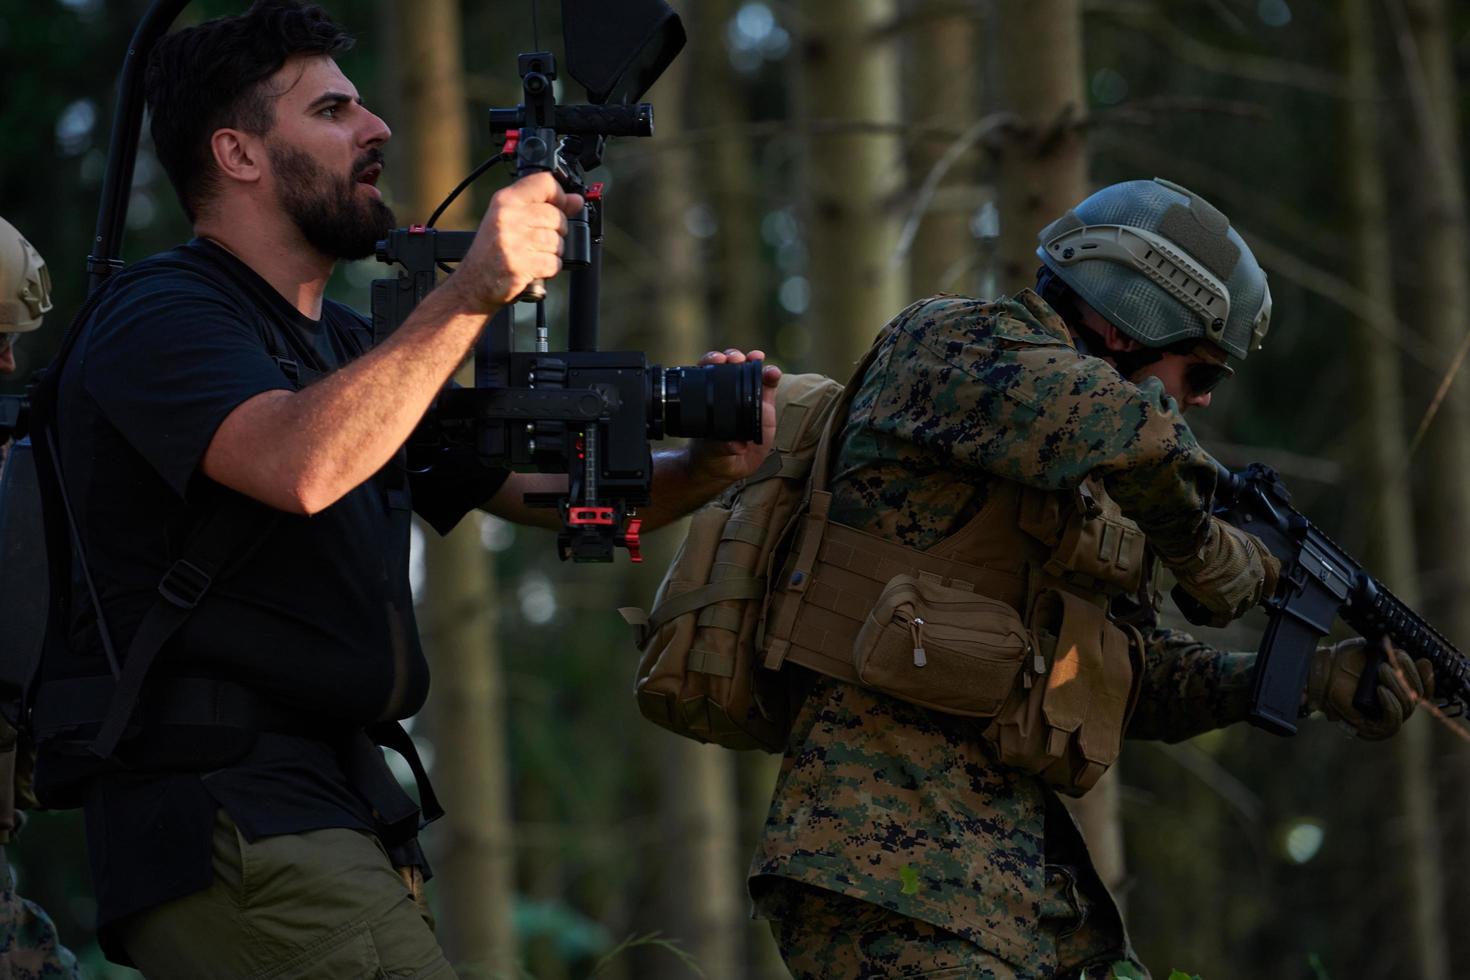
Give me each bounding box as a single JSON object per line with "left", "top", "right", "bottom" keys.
{"left": 1166, "top": 518, "right": 1280, "bottom": 627}
{"left": 1305, "top": 638, "right": 1434, "bottom": 740}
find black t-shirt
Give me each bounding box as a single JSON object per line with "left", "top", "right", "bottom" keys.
{"left": 52, "top": 239, "right": 508, "bottom": 936}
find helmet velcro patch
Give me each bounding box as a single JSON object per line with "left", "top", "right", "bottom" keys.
{"left": 1158, "top": 203, "right": 1240, "bottom": 283}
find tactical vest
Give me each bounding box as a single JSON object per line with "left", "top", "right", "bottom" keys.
{"left": 761, "top": 345, "right": 1148, "bottom": 797}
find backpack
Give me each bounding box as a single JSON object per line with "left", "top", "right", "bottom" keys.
{"left": 624, "top": 371, "right": 846, "bottom": 752}
{"left": 0, "top": 259, "right": 289, "bottom": 802}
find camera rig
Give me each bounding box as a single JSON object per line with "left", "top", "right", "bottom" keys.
{"left": 372, "top": 22, "right": 763, "bottom": 562}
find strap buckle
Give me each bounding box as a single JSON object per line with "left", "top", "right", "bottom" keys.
{"left": 158, "top": 559, "right": 213, "bottom": 609}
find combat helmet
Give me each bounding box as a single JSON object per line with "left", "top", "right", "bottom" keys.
{"left": 1036, "top": 178, "right": 1270, "bottom": 360}
{"left": 0, "top": 216, "right": 51, "bottom": 335}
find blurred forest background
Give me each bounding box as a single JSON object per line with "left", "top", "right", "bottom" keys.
{"left": 2, "top": 0, "right": 1470, "bottom": 977}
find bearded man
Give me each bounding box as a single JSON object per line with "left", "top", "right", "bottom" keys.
{"left": 34, "top": 3, "right": 776, "bottom": 977}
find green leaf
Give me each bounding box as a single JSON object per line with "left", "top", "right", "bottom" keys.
{"left": 1110, "top": 962, "right": 1148, "bottom": 980}
{"left": 1167, "top": 971, "right": 1203, "bottom": 980}
{"left": 899, "top": 864, "right": 920, "bottom": 895}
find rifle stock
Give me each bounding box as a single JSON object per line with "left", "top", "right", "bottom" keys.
{"left": 1209, "top": 462, "right": 1468, "bottom": 735}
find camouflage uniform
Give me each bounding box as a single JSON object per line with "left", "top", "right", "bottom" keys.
{"left": 0, "top": 870, "right": 80, "bottom": 980}
{"left": 750, "top": 292, "right": 1257, "bottom": 978}
{"left": 0, "top": 723, "right": 80, "bottom": 980}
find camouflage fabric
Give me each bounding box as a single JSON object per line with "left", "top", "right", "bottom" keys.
{"left": 750, "top": 291, "right": 1253, "bottom": 970}
{"left": 773, "top": 877, "right": 1144, "bottom": 980}
{"left": 0, "top": 863, "right": 81, "bottom": 979}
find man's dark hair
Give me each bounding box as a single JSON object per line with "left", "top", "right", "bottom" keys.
{"left": 145, "top": 0, "right": 354, "bottom": 222}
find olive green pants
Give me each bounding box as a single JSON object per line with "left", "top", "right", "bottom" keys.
{"left": 120, "top": 811, "right": 456, "bottom": 980}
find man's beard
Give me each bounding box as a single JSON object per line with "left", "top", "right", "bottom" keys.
{"left": 267, "top": 143, "right": 394, "bottom": 261}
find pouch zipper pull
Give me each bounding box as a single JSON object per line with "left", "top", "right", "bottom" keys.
{"left": 1024, "top": 637, "right": 1044, "bottom": 688}
{"left": 909, "top": 616, "right": 927, "bottom": 668}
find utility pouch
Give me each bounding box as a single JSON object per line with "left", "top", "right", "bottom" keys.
{"left": 984, "top": 588, "right": 1143, "bottom": 797}
{"left": 1040, "top": 481, "right": 1147, "bottom": 595}
{"left": 853, "top": 574, "right": 1031, "bottom": 717}
{"left": 630, "top": 501, "right": 795, "bottom": 750}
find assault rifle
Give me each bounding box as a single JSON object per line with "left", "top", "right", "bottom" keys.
{"left": 1195, "top": 462, "right": 1470, "bottom": 735}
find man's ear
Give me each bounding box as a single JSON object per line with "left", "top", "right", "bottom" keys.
{"left": 210, "top": 129, "right": 264, "bottom": 187}
{"left": 1102, "top": 321, "right": 1141, "bottom": 353}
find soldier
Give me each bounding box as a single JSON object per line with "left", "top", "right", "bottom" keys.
{"left": 749, "top": 178, "right": 1433, "bottom": 979}
{"left": 0, "top": 215, "right": 80, "bottom": 979}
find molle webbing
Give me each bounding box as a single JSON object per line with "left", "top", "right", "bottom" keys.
{"left": 759, "top": 322, "right": 1042, "bottom": 689}
{"left": 762, "top": 517, "right": 1028, "bottom": 685}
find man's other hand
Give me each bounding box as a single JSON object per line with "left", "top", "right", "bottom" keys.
{"left": 1166, "top": 519, "right": 1280, "bottom": 627}
{"left": 686, "top": 349, "right": 782, "bottom": 486}
{"left": 1306, "top": 637, "right": 1434, "bottom": 740}
{"left": 452, "top": 172, "right": 585, "bottom": 310}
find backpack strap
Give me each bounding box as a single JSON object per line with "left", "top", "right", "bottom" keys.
{"left": 760, "top": 331, "right": 891, "bottom": 671}
{"left": 29, "top": 253, "right": 289, "bottom": 757}
{"left": 88, "top": 492, "right": 279, "bottom": 758}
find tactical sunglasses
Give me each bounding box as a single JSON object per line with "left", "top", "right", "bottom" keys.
{"left": 1185, "top": 359, "right": 1233, "bottom": 397}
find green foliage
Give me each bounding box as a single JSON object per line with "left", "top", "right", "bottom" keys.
{"left": 1307, "top": 953, "right": 1331, "bottom": 980}
{"left": 1098, "top": 964, "right": 1202, "bottom": 980}
{"left": 589, "top": 931, "right": 705, "bottom": 979}
{"left": 512, "top": 897, "right": 612, "bottom": 960}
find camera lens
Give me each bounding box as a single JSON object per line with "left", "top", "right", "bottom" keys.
{"left": 655, "top": 359, "right": 763, "bottom": 442}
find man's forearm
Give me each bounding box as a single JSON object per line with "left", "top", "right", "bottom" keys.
{"left": 203, "top": 172, "right": 581, "bottom": 515}
{"left": 639, "top": 447, "right": 732, "bottom": 531}
{"left": 1125, "top": 628, "right": 1256, "bottom": 741}
{"left": 203, "top": 277, "right": 494, "bottom": 514}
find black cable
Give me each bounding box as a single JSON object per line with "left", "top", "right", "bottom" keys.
{"left": 426, "top": 152, "right": 510, "bottom": 229}
{"left": 427, "top": 151, "right": 512, "bottom": 274}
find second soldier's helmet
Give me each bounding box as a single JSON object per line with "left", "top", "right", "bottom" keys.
{"left": 1035, "top": 178, "right": 1271, "bottom": 360}
{"left": 0, "top": 216, "right": 52, "bottom": 335}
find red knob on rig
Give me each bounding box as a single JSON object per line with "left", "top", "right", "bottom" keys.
{"left": 622, "top": 518, "right": 643, "bottom": 563}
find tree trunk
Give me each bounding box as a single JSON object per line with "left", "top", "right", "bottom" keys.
{"left": 392, "top": 0, "right": 518, "bottom": 971}
{"left": 990, "top": 0, "right": 1088, "bottom": 290}
{"left": 1338, "top": 1, "right": 1447, "bottom": 976}
{"left": 991, "top": 0, "right": 1126, "bottom": 902}
{"left": 644, "top": 52, "right": 745, "bottom": 980}
{"left": 691, "top": 0, "right": 766, "bottom": 354}
{"left": 1392, "top": 0, "right": 1470, "bottom": 974}
{"left": 799, "top": 0, "right": 907, "bottom": 373}
{"left": 903, "top": 8, "right": 980, "bottom": 298}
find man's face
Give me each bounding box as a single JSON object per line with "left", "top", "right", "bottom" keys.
{"left": 260, "top": 56, "right": 395, "bottom": 260}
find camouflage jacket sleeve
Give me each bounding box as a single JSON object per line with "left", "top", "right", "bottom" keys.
{"left": 845, "top": 292, "right": 1218, "bottom": 559}
{"left": 1125, "top": 626, "right": 1255, "bottom": 740}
